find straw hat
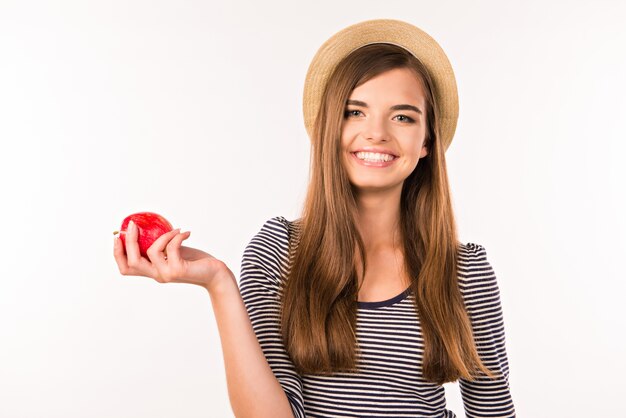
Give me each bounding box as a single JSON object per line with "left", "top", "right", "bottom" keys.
{"left": 302, "top": 18, "right": 459, "bottom": 151}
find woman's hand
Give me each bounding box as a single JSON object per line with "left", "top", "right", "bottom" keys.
{"left": 113, "top": 220, "right": 233, "bottom": 291}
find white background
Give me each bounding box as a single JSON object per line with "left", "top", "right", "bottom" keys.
{"left": 1, "top": 1, "right": 625, "bottom": 417}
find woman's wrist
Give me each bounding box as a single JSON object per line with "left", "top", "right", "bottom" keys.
{"left": 204, "top": 268, "right": 237, "bottom": 295}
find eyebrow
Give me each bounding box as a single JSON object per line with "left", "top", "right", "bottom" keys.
{"left": 346, "top": 99, "right": 423, "bottom": 115}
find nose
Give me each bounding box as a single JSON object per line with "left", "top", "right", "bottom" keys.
{"left": 362, "top": 115, "right": 389, "bottom": 142}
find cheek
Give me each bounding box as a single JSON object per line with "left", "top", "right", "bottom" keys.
{"left": 340, "top": 128, "right": 348, "bottom": 143}
{"left": 341, "top": 122, "right": 359, "bottom": 139}
{"left": 340, "top": 132, "right": 352, "bottom": 154}
{"left": 409, "top": 131, "right": 428, "bottom": 154}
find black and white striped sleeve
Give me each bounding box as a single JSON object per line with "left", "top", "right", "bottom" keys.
{"left": 457, "top": 243, "right": 516, "bottom": 418}
{"left": 238, "top": 216, "right": 306, "bottom": 418}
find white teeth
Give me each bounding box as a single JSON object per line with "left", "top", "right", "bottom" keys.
{"left": 355, "top": 152, "right": 395, "bottom": 162}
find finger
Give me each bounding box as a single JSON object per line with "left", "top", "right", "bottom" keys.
{"left": 165, "top": 231, "right": 191, "bottom": 265}
{"left": 113, "top": 235, "right": 130, "bottom": 274}
{"left": 124, "top": 220, "right": 143, "bottom": 265}
{"left": 115, "top": 231, "right": 154, "bottom": 277}
{"left": 124, "top": 221, "right": 158, "bottom": 276}
{"left": 146, "top": 228, "right": 181, "bottom": 267}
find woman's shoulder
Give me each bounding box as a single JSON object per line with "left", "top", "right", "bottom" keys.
{"left": 240, "top": 216, "right": 298, "bottom": 290}
{"left": 455, "top": 241, "right": 507, "bottom": 334}
{"left": 456, "top": 241, "right": 489, "bottom": 268}
{"left": 254, "top": 215, "right": 302, "bottom": 242}
{"left": 245, "top": 216, "right": 302, "bottom": 261}
{"left": 455, "top": 241, "right": 501, "bottom": 297}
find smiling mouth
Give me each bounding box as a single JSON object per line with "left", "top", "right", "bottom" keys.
{"left": 351, "top": 151, "right": 398, "bottom": 162}
{"left": 350, "top": 152, "right": 398, "bottom": 167}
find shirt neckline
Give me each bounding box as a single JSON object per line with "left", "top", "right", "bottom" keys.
{"left": 357, "top": 285, "right": 412, "bottom": 309}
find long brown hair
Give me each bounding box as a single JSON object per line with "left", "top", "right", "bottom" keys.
{"left": 280, "top": 43, "right": 497, "bottom": 384}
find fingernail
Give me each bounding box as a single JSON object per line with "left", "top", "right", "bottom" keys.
{"left": 129, "top": 220, "right": 134, "bottom": 231}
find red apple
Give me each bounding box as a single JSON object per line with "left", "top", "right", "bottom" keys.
{"left": 113, "top": 212, "right": 174, "bottom": 258}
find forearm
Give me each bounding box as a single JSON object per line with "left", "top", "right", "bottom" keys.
{"left": 206, "top": 274, "right": 295, "bottom": 418}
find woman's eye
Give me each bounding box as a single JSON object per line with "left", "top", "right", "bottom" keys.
{"left": 344, "top": 109, "right": 362, "bottom": 118}
{"left": 394, "top": 114, "right": 415, "bottom": 123}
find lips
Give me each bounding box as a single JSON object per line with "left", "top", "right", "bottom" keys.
{"left": 350, "top": 152, "right": 398, "bottom": 167}
{"left": 352, "top": 148, "right": 399, "bottom": 157}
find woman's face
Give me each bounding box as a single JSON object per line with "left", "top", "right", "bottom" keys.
{"left": 341, "top": 67, "right": 429, "bottom": 195}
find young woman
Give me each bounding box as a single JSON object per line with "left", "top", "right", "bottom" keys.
{"left": 113, "top": 19, "right": 515, "bottom": 418}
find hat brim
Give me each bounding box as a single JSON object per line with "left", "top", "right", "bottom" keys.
{"left": 302, "top": 19, "right": 459, "bottom": 152}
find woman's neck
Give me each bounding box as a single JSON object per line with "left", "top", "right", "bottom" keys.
{"left": 354, "top": 189, "right": 402, "bottom": 251}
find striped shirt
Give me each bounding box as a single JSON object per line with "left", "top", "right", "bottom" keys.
{"left": 239, "top": 216, "right": 515, "bottom": 418}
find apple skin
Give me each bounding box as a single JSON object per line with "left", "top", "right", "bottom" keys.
{"left": 115, "top": 212, "right": 174, "bottom": 258}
